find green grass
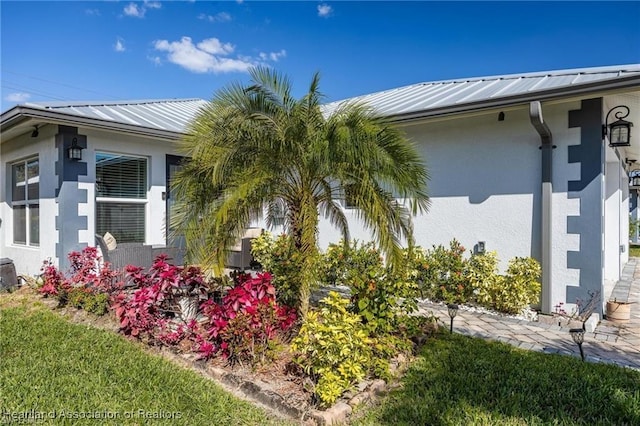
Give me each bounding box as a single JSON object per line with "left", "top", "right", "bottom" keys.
{"left": 629, "top": 245, "right": 640, "bottom": 258}
{"left": 354, "top": 333, "right": 640, "bottom": 426}
{"left": 0, "top": 303, "right": 288, "bottom": 425}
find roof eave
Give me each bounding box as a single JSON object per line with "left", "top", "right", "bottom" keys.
{"left": 1, "top": 106, "right": 185, "bottom": 140}
{"left": 386, "top": 74, "right": 640, "bottom": 123}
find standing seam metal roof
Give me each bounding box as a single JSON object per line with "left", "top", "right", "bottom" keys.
{"left": 19, "top": 65, "right": 640, "bottom": 133}
{"left": 322, "top": 64, "right": 640, "bottom": 118}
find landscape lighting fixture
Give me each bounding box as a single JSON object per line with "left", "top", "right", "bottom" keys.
{"left": 604, "top": 105, "right": 633, "bottom": 147}
{"left": 569, "top": 328, "right": 585, "bottom": 362}
{"left": 447, "top": 303, "right": 459, "bottom": 334}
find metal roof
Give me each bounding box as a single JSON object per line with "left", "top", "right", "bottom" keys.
{"left": 23, "top": 98, "right": 209, "bottom": 133}
{"left": 322, "top": 64, "right": 640, "bottom": 120}
{"left": 5, "top": 65, "right": 640, "bottom": 136}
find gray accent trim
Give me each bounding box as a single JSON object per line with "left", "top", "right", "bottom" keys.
{"left": 566, "top": 98, "right": 604, "bottom": 312}
{"left": 54, "top": 126, "right": 89, "bottom": 270}
{"left": 529, "top": 101, "right": 553, "bottom": 313}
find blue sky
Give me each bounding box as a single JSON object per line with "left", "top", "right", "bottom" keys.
{"left": 1, "top": 1, "right": 640, "bottom": 112}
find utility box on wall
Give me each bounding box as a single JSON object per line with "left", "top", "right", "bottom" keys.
{"left": 0, "top": 258, "right": 18, "bottom": 292}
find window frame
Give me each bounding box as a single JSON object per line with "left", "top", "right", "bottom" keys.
{"left": 11, "top": 156, "right": 40, "bottom": 247}
{"left": 95, "top": 151, "right": 149, "bottom": 243}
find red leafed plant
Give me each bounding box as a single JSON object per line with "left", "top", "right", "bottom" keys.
{"left": 196, "top": 272, "right": 298, "bottom": 365}
{"left": 113, "top": 256, "right": 209, "bottom": 338}
{"left": 38, "top": 247, "right": 120, "bottom": 311}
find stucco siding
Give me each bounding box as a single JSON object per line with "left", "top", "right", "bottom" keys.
{"left": 0, "top": 125, "right": 58, "bottom": 275}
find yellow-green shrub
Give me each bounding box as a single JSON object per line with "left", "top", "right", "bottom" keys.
{"left": 467, "top": 253, "right": 541, "bottom": 314}
{"left": 291, "top": 291, "right": 373, "bottom": 406}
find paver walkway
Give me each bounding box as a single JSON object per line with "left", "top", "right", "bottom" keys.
{"left": 416, "top": 259, "right": 640, "bottom": 371}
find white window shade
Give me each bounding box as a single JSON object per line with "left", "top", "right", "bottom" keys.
{"left": 96, "top": 153, "right": 147, "bottom": 243}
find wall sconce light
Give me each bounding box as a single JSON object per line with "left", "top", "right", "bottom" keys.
{"left": 477, "top": 241, "right": 486, "bottom": 254}
{"left": 630, "top": 168, "right": 640, "bottom": 188}
{"left": 498, "top": 111, "right": 505, "bottom": 121}
{"left": 67, "top": 137, "right": 83, "bottom": 161}
{"left": 447, "top": 303, "right": 459, "bottom": 333}
{"left": 604, "top": 105, "right": 633, "bottom": 147}
{"left": 31, "top": 126, "right": 39, "bottom": 138}
{"left": 569, "top": 328, "right": 585, "bottom": 362}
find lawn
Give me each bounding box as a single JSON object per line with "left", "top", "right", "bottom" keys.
{"left": 0, "top": 297, "right": 288, "bottom": 426}
{"left": 630, "top": 245, "right": 640, "bottom": 258}
{"left": 3, "top": 293, "right": 640, "bottom": 426}
{"left": 354, "top": 333, "right": 640, "bottom": 425}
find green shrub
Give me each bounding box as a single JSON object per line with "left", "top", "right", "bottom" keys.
{"left": 84, "top": 293, "right": 110, "bottom": 316}
{"left": 415, "top": 239, "right": 471, "bottom": 304}
{"left": 321, "top": 241, "right": 419, "bottom": 335}
{"left": 466, "top": 253, "right": 541, "bottom": 314}
{"left": 251, "top": 231, "right": 319, "bottom": 307}
{"left": 291, "top": 291, "right": 373, "bottom": 406}
{"left": 495, "top": 257, "right": 541, "bottom": 314}
{"left": 67, "top": 288, "right": 88, "bottom": 309}
{"left": 465, "top": 251, "right": 501, "bottom": 308}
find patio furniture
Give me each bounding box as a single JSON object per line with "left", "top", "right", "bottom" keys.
{"left": 95, "top": 234, "right": 154, "bottom": 272}
{"left": 226, "top": 228, "right": 263, "bottom": 270}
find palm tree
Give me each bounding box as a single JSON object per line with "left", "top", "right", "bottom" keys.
{"left": 171, "top": 67, "right": 430, "bottom": 314}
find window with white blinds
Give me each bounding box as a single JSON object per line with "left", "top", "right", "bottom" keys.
{"left": 96, "top": 152, "right": 147, "bottom": 243}
{"left": 11, "top": 157, "right": 39, "bottom": 246}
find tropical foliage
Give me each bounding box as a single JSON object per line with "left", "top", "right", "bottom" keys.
{"left": 171, "top": 67, "right": 430, "bottom": 313}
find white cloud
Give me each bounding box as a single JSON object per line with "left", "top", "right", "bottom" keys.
{"left": 198, "top": 12, "right": 232, "bottom": 23}
{"left": 124, "top": 3, "right": 144, "bottom": 18}
{"left": 317, "top": 3, "right": 332, "bottom": 18}
{"left": 5, "top": 92, "right": 31, "bottom": 103}
{"left": 144, "top": 1, "right": 162, "bottom": 9}
{"left": 148, "top": 55, "right": 162, "bottom": 66}
{"left": 154, "top": 36, "right": 250, "bottom": 74}
{"left": 114, "top": 38, "right": 126, "bottom": 52}
{"left": 260, "top": 49, "right": 286, "bottom": 62}
{"left": 197, "top": 38, "right": 234, "bottom": 55}
{"left": 153, "top": 36, "right": 285, "bottom": 74}
{"left": 124, "top": 1, "right": 161, "bottom": 18}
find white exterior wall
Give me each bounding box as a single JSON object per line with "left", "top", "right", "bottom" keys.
{"left": 317, "top": 99, "right": 611, "bottom": 311}
{"left": 1, "top": 125, "right": 180, "bottom": 275}
{"left": 0, "top": 124, "right": 59, "bottom": 275}
{"left": 80, "top": 127, "right": 180, "bottom": 248}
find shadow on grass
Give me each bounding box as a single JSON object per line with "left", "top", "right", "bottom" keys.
{"left": 356, "top": 333, "right": 640, "bottom": 426}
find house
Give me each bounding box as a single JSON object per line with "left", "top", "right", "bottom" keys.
{"left": 2, "top": 64, "right": 639, "bottom": 316}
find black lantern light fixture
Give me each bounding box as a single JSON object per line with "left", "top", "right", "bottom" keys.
{"left": 604, "top": 105, "right": 634, "bottom": 147}
{"left": 67, "top": 137, "right": 83, "bottom": 161}
{"left": 447, "top": 303, "right": 459, "bottom": 333}
{"left": 569, "top": 328, "right": 585, "bottom": 362}
{"left": 630, "top": 168, "right": 640, "bottom": 189}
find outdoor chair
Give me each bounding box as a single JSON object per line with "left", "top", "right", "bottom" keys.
{"left": 226, "top": 228, "right": 263, "bottom": 270}
{"left": 95, "top": 234, "right": 154, "bottom": 273}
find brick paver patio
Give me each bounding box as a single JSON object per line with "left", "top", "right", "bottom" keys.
{"left": 417, "top": 260, "right": 640, "bottom": 371}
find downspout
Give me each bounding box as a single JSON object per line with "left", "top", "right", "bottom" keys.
{"left": 529, "top": 101, "right": 554, "bottom": 313}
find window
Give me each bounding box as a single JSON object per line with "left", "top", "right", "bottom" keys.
{"left": 96, "top": 152, "right": 147, "bottom": 243}
{"left": 12, "top": 158, "right": 39, "bottom": 246}
{"left": 343, "top": 184, "right": 357, "bottom": 209}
